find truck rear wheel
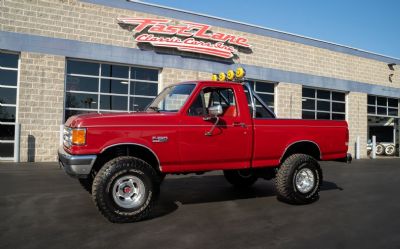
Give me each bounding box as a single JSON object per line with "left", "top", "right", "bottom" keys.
{"left": 275, "top": 154, "right": 322, "bottom": 204}
{"left": 223, "top": 169, "right": 258, "bottom": 188}
{"left": 92, "top": 156, "right": 159, "bottom": 223}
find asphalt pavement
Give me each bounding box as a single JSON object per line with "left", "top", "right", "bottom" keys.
{"left": 1, "top": 159, "right": 400, "bottom": 249}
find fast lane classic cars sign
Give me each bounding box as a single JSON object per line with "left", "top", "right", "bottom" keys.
{"left": 117, "top": 18, "right": 251, "bottom": 59}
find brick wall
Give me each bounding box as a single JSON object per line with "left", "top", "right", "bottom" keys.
{"left": 18, "top": 52, "right": 65, "bottom": 162}
{"left": 347, "top": 92, "right": 368, "bottom": 158}
{"left": 275, "top": 83, "right": 302, "bottom": 118}
{"left": 0, "top": 0, "right": 398, "bottom": 88}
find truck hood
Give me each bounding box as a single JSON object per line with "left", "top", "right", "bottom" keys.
{"left": 65, "top": 112, "right": 178, "bottom": 128}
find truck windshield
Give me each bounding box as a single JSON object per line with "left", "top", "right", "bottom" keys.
{"left": 147, "top": 84, "right": 196, "bottom": 112}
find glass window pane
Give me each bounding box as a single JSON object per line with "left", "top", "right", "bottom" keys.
{"left": 377, "top": 97, "right": 386, "bottom": 106}
{"left": 332, "top": 102, "right": 345, "bottom": 113}
{"left": 367, "top": 95, "right": 376, "bottom": 105}
{"left": 130, "top": 97, "right": 153, "bottom": 112}
{"left": 0, "top": 143, "right": 14, "bottom": 157}
{"left": 317, "top": 112, "right": 330, "bottom": 120}
{"left": 101, "top": 64, "right": 129, "bottom": 79}
{"left": 0, "top": 53, "right": 18, "bottom": 68}
{"left": 67, "top": 60, "right": 99, "bottom": 75}
{"left": 317, "top": 100, "right": 330, "bottom": 111}
{"left": 66, "top": 76, "right": 98, "bottom": 92}
{"left": 247, "top": 81, "right": 255, "bottom": 90}
{"left": 388, "top": 108, "right": 398, "bottom": 117}
{"left": 377, "top": 107, "right": 387, "bottom": 115}
{"left": 332, "top": 113, "right": 345, "bottom": 120}
{"left": 367, "top": 105, "right": 376, "bottom": 114}
{"left": 130, "top": 81, "right": 158, "bottom": 96}
{"left": 302, "top": 88, "right": 315, "bottom": 98}
{"left": 257, "top": 93, "right": 274, "bottom": 107}
{"left": 0, "top": 106, "right": 16, "bottom": 122}
{"left": 317, "top": 90, "right": 330, "bottom": 100}
{"left": 131, "top": 67, "right": 158, "bottom": 81}
{"left": 302, "top": 111, "right": 315, "bottom": 119}
{"left": 65, "top": 110, "right": 96, "bottom": 121}
{"left": 302, "top": 99, "right": 315, "bottom": 110}
{"left": 101, "top": 79, "right": 128, "bottom": 94}
{"left": 0, "top": 124, "right": 15, "bottom": 140}
{"left": 332, "top": 92, "right": 345, "bottom": 101}
{"left": 388, "top": 98, "right": 398, "bottom": 108}
{"left": 0, "top": 87, "right": 17, "bottom": 104}
{"left": 0, "top": 69, "right": 18, "bottom": 86}
{"left": 255, "top": 83, "right": 274, "bottom": 93}
{"left": 100, "top": 95, "right": 127, "bottom": 111}
{"left": 66, "top": 93, "right": 98, "bottom": 109}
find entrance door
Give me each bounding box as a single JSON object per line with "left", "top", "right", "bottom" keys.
{"left": 178, "top": 86, "right": 252, "bottom": 171}
{"left": 0, "top": 52, "right": 19, "bottom": 161}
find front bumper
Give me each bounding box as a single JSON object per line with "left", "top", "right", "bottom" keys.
{"left": 58, "top": 147, "right": 97, "bottom": 178}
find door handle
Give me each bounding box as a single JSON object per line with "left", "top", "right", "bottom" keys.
{"left": 232, "top": 122, "right": 246, "bottom": 128}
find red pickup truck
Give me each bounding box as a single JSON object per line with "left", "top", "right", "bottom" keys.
{"left": 59, "top": 81, "right": 351, "bottom": 223}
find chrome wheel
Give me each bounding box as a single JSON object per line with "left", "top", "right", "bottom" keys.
{"left": 112, "top": 175, "right": 146, "bottom": 209}
{"left": 295, "top": 168, "right": 315, "bottom": 194}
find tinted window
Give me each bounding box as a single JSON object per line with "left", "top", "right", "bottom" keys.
{"left": 0, "top": 87, "right": 17, "bottom": 104}
{"left": 131, "top": 68, "right": 158, "bottom": 81}
{"left": 302, "top": 88, "right": 315, "bottom": 98}
{"left": 67, "top": 60, "right": 99, "bottom": 75}
{"left": 101, "top": 79, "right": 128, "bottom": 94}
{"left": 101, "top": 64, "right": 129, "bottom": 78}
{"left": 258, "top": 93, "right": 274, "bottom": 107}
{"left": 302, "top": 99, "right": 315, "bottom": 110}
{"left": 66, "top": 93, "right": 98, "bottom": 109}
{"left": 302, "top": 111, "right": 315, "bottom": 119}
{"left": 0, "top": 143, "right": 14, "bottom": 157}
{"left": 66, "top": 76, "right": 98, "bottom": 92}
{"left": 256, "top": 83, "right": 274, "bottom": 93}
{"left": 0, "top": 69, "right": 18, "bottom": 86}
{"left": 131, "top": 81, "right": 158, "bottom": 96}
{"left": 388, "top": 98, "right": 398, "bottom": 107}
{"left": 0, "top": 106, "right": 16, "bottom": 122}
{"left": 317, "top": 101, "right": 330, "bottom": 111}
{"left": 332, "top": 102, "right": 345, "bottom": 113}
{"left": 0, "top": 124, "right": 15, "bottom": 140}
{"left": 332, "top": 92, "right": 345, "bottom": 101}
{"left": 377, "top": 97, "right": 386, "bottom": 106}
{"left": 367, "top": 105, "right": 375, "bottom": 114}
{"left": 367, "top": 95, "right": 375, "bottom": 105}
{"left": 317, "top": 112, "right": 330, "bottom": 120}
{"left": 0, "top": 53, "right": 18, "bottom": 68}
{"left": 100, "top": 95, "right": 127, "bottom": 111}
{"left": 317, "top": 90, "right": 330, "bottom": 100}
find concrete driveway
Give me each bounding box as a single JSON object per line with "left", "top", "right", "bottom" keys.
{"left": 1, "top": 159, "right": 400, "bottom": 249}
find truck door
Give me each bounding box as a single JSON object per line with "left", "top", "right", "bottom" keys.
{"left": 178, "top": 85, "right": 252, "bottom": 171}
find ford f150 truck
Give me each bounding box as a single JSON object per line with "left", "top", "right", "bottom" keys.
{"left": 59, "top": 81, "right": 351, "bottom": 223}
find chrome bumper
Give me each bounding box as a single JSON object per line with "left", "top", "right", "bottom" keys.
{"left": 58, "top": 147, "right": 97, "bottom": 178}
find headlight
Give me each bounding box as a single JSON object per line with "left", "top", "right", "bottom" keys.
{"left": 64, "top": 127, "right": 86, "bottom": 147}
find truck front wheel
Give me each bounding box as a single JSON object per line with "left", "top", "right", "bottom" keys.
{"left": 92, "top": 156, "right": 160, "bottom": 223}
{"left": 275, "top": 154, "right": 322, "bottom": 204}
{"left": 223, "top": 169, "right": 258, "bottom": 188}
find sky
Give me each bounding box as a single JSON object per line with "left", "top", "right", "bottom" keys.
{"left": 143, "top": 0, "right": 400, "bottom": 59}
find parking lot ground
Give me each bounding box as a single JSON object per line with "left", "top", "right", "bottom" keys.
{"left": 1, "top": 159, "right": 400, "bottom": 249}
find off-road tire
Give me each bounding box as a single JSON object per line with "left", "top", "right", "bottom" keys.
{"left": 275, "top": 154, "right": 322, "bottom": 204}
{"left": 223, "top": 169, "right": 258, "bottom": 188}
{"left": 92, "top": 156, "right": 160, "bottom": 223}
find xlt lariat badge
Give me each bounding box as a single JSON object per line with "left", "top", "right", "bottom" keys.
{"left": 152, "top": 136, "right": 168, "bottom": 143}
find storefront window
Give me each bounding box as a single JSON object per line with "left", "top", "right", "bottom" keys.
{"left": 246, "top": 80, "right": 275, "bottom": 113}
{"left": 64, "top": 59, "right": 159, "bottom": 121}
{"left": 302, "top": 87, "right": 346, "bottom": 120}
{"left": 367, "top": 95, "right": 399, "bottom": 117}
{"left": 0, "top": 51, "right": 19, "bottom": 159}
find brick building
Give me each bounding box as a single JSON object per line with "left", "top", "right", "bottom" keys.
{"left": 0, "top": 0, "right": 399, "bottom": 162}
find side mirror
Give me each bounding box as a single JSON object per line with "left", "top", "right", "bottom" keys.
{"left": 204, "top": 105, "right": 223, "bottom": 136}
{"left": 208, "top": 105, "right": 223, "bottom": 117}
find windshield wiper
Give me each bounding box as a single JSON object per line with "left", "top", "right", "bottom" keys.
{"left": 147, "top": 106, "right": 160, "bottom": 112}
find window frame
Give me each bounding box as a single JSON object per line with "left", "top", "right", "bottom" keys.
{"left": 64, "top": 58, "right": 160, "bottom": 122}
{"left": 367, "top": 95, "right": 399, "bottom": 117}
{"left": 301, "top": 87, "right": 346, "bottom": 120}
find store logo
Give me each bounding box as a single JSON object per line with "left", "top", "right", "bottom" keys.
{"left": 117, "top": 18, "right": 251, "bottom": 59}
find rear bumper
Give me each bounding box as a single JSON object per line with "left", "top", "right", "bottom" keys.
{"left": 58, "top": 147, "right": 97, "bottom": 178}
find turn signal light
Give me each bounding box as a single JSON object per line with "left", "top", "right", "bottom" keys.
{"left": 72, "top": 128, "right": 86, "bottom": 145}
